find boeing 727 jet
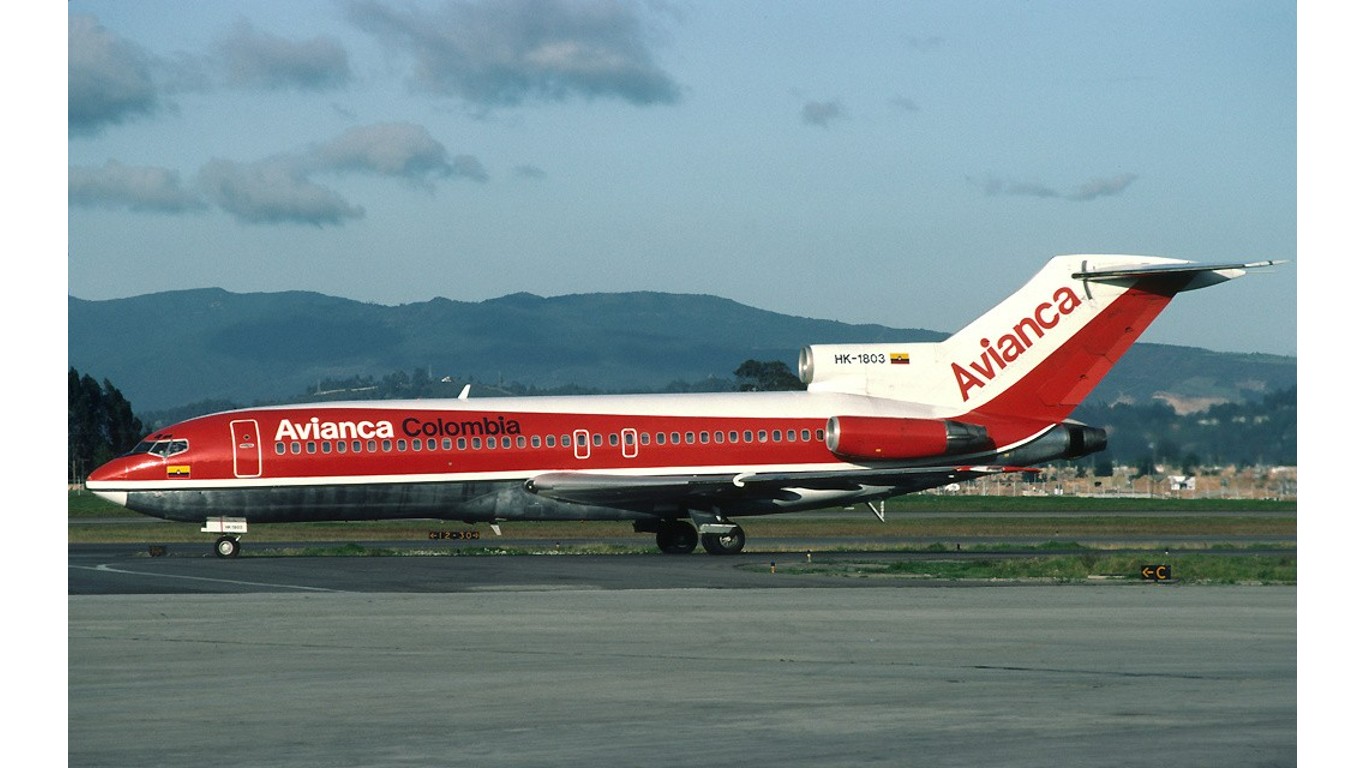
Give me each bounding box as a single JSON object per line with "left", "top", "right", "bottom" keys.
{"left": 86, "top": 255, "right": 1278, "bottom": 557}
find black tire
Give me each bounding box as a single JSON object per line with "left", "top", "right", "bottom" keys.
{"left": 655, "top": 521, "right": 698, "bottom": 554}
{"left": 700, "top": 527, "right": 746, "bottom": 555}
{"left": 214, "top": 536, "right": 241, "bottom": 558}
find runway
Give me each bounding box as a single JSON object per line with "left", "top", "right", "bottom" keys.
{"left": 68, "top": 545, "right": 1295, "bottom": 767}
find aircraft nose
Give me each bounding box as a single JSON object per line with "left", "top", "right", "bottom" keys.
{"left": 86, "top": 457, "right": 127, "bottom": 483}
{"left": 85, "top": 458, "right": 134, "bottom": 508}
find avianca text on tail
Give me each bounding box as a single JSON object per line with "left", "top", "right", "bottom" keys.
{"left": 86, "top": 255, "right": 1281, "bottom": 557}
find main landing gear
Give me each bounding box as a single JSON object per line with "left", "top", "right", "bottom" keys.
{"left": 700, "top": 526, "right": 746, "bottom": 555}
{"left": 638, "top": 514, "right": 747, "bottom": 555}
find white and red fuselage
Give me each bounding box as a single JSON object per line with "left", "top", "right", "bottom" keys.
{"left": 86, "top": 255, "right": 1272, "bottom": 554}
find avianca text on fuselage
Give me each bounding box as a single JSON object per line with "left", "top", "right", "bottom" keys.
{"left": 950, "top": 285, "right": 1083, "bottom": 401}
{"left": 272, "top": 415, "right": 525, "bottom": 443}
{"left": 402, "top": 415, "right": 522, "bottom": 438}
{"left": 274, "top": 417, "right": 396, "bottom": 442}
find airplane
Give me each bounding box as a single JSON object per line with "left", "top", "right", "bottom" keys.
{"left": 85, "top": 254, "right": 1279, "bottom": 557}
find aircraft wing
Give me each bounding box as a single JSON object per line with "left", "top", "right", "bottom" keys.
{"left": 524, "top": 465, "right": 1034, "bottom": 508}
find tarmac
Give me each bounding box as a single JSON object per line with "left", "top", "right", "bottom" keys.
{"left": 68, "top": 548, "right": 1296, "bottom": 767}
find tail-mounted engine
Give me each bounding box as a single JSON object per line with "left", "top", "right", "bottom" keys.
{"left": 825, "top": 416, "right": 992, "bottom": 461}
{"left": 798, "top": 343, "right": 948, "bottom": 400}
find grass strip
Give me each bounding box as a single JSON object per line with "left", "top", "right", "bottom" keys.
{"left": 762, "top": 553, "right": 1296, "bottom": 585}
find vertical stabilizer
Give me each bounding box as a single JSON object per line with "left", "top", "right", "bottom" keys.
{"left": 800, "top": 255, "right": 1275, "bottom": 422}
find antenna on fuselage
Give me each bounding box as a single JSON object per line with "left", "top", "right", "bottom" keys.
{"left": 458, "top": 384, "right": 471, "bottom": 400}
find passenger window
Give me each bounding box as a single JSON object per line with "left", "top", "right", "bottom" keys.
{"left": 729, "top": 431, "right": 738, "bottom": 443}
{"left": 699, "top": 432, "right": 709, "bottom": 444}
{"left": 440, "top": 438, "right": 450, "bottom": 451}
{"left": 685, "top": 432, "right": 695, "bottom": 444}
{"left": 518, "top": 436, "right": 527, "bottom": 448}
{"left": 307, "top": 442, "right": 317, "bottom": 454}
{"left": 275, "top": 442, "right": 286, "bottom": 455}
{"left": 501, "top": 436, "right": 511, "bottom": 449}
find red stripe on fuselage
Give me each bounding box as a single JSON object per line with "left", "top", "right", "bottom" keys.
{"left": 104, "top": 409, "right": 837, "bottom": 483}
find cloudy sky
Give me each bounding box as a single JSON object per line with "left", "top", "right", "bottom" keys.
{"left": 65, "top": 0, "right": 1298, "bottom": 355}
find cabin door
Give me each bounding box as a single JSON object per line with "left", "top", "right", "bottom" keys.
{"left": 230, "top": 419, "right": 263, "bottom": 478}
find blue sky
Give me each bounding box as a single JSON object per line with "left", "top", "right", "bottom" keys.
{"left": 64, "top": 0, "right": 1298, "bottom": 355}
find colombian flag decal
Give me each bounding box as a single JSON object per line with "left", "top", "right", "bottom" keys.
{"left": 890, "top": 352, "right": 910, "bottom": 365}
{"left": 167, "top": 465, "right": 191, "bottom": 478}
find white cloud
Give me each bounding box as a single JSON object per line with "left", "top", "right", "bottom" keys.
{"left": 69, "top": 160, "right": 206, "bottom": 213}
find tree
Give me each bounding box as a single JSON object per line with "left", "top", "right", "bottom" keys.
{"left": 734, "top": 360, "right": 803, "bottom": 391}
{"left": 68, "top": 368, "right": 144, "bottom": 484}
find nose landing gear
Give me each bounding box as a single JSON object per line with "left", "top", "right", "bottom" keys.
{"left": 214, "top": 535, "right": 241, "bottom": 558}
{"left": 203, "top": 517, "right": 248, "bottom": 558}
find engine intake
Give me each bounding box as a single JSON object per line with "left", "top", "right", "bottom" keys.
{"left": 825, "top": 416, "right": 991, "bottom": 461}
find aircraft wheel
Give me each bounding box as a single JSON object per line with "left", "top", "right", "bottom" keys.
{"left": 214, "top": 536, "right": 241, "bottom": 558}
{"left": 656, "top": 521, "right": 698, "bottom": 554}
{"left": 701, "top": 526, "right": 746, "bottom": 555}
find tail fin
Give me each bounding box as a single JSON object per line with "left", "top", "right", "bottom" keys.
{"left": 800, "top": 254, "right": 1280, "bottom": 421}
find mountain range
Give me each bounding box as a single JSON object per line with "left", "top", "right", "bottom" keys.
{"left": 69, "top": 288, "right": 1297, "bottom": 414}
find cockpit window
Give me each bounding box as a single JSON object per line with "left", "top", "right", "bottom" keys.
{"left": 127, "top": 439, "right": 189, "bottom": 458}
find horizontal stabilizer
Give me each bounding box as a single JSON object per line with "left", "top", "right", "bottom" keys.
{"left": 1072, "top": 259, "right": 1285, "bottom": 288}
